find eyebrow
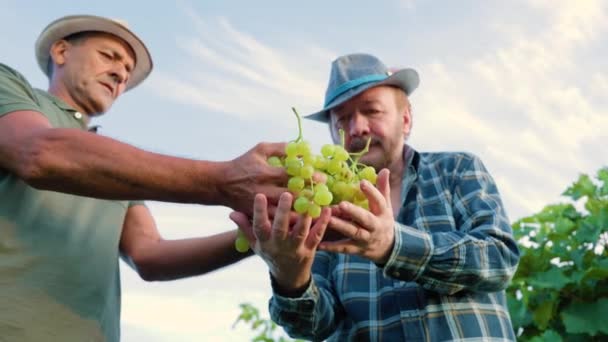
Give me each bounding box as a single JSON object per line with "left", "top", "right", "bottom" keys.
{"left": 102, "top": 45, "right": 134, "bottom": 72}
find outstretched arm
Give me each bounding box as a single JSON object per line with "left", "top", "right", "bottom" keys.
{"left": 119, "top": 204, "right": 251, "bottom": 281}
{"left": 0, "top": 110, "right": 288, "bottom": 214}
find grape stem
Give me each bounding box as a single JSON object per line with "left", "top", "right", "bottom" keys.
{"left": 291, "top": 107, "right": 304, "bottom": 143}
{"left": 338, "top": 128, "right": 372, "bottom": 172}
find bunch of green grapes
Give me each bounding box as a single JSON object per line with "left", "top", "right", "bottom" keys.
{"left": 235, "top": 108, "right": 377, "bottom": 253}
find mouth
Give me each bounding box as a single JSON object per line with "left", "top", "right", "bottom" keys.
{"left": 348, "top": 140, "right": 379, "bottom": 153}
{"left": 99, "top": 82, "right": 114, "bottom": 96}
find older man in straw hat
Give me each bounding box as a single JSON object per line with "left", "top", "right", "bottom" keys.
{"left": 231, "top": 53, "right": 520, "bottom": 341}
{"left": 0, "top": 15, "right": 289, "bottom": 341}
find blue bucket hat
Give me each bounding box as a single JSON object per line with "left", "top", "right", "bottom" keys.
{"left": 305, "top": 53, "right": 419, "bottom": 123}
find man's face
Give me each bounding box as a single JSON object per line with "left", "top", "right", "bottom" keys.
{"left": 51, "top": 33, "right": 135, "bottom": 115}
{"left": 329, "top": 86, "right": 411, "bottom": 171}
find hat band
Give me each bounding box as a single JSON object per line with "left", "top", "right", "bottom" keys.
{"left": 324, "top": 73, "right": 387, "bottom": 107}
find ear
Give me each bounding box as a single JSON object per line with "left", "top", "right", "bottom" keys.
{"left": 328, "top": 114, "right": 341, "bottom": 143}
{"left": 49, "top": 40, "right": 70, "bottom": 67}
{"left": 401, "top": 97, "right": 412, "bottom": 137}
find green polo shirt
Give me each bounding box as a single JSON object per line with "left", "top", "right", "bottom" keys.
{"left": 0, "top": 63, "right": 141, "bottom": 342}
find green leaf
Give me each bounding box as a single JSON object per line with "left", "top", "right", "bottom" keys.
{"left": 561, "top": 298, "right": 608, "bottom": 335}
{"left": 507, "top": 293, "right": 532, "bottom": 329}
{"left": 563, "top": 174, "right": 596, "bottom": 200}
{"left": 528, "top": 267, "right": 572, "bottom": 290}
{"left": 539, "top": 330, "right": 563, "bottom": 342}
{"left": 574, "top": 216, "right": 602, "bottom": 244}
{"left": 581, "top": 267, "right": 608, "bottom": 282}
{"left": 533, "top": 300, "right": 555, "bottom": 330}
{"left": 554, "top": 217, "right": 576, "bottom": 235}
{"left": 598, "top": 168, "right": 608, "bottom": 196}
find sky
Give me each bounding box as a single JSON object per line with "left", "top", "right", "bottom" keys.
{"left": 1, "top": 0, "right": 607, "bottom": 340}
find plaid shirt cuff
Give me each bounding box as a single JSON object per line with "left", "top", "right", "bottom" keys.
{"left": 383, "top": 221, "right": 434, "bottom": 281}
{"left": 269, "top": 278, "right": 318, "bottom": 330}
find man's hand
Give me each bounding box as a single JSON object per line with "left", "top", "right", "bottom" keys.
{"left": 230, "top": 192, "right": 330, "bottom": 293}
{"left": 318, "top": 169, "right": 395, "bottom": 265}
{"left": 221, "top": 142, "right": 289, "bottom": 215}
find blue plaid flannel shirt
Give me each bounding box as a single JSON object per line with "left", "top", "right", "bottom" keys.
{"left": 269, "top": 146, "right": 520, "bottom": 341}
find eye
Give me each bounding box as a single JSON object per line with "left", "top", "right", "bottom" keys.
{"left": 99, "top": 51, "right": 113, "bottom": 60}
{"left": 363, "top": 108, "right": 381, "bottom": 115}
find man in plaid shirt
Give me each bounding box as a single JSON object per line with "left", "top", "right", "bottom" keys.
{"left": 231, "top": 53, "right": 520, "bottom": 341}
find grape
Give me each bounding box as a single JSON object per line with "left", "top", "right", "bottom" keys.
{"left": 321, "top": 144, "right": 335, "bottom": 158}
{"left": 313, "top": 155, "right": 328, "bottom": 170}
{"left": 296, "top": 141, "right": 312, "bottom": 157}
{"left": 300, "top": 188, "right": 314, "bottom": 199}
{"left": 327, "top": 159, "right": 342, "bottom": 175}
{"left": 300, "top": 165, "right": 314, "bottom": 179}
{"left": 286, "top": 141, "right": 298, "bottom": 157}
{"left": 285, "top": 158, "right": 302, "bottom": 176}
{"left": 288, "top": 177, "right": 305, "bottom": 192}
{"left": 313, "top": 190, "right": 333, "bottom": 206}
{"left": 358, "top": 166, "right": 377, "bottom": 184}
{"left": 235, "top": 230, "right": 249, "bottom": 253}
{"left": 334, "top": 146, "right": 349, "bottom": 162}
{"left": 294, "top": 197, "right": 310, "bottom": 214}
{"left": 308, "top": 203, "right": 321, "bottom": 218}
{"left": 267, "top": 156, "right": 283, "bottom": 167}
{"left": 314, "top": 183, "right": 329, "bottom": 193}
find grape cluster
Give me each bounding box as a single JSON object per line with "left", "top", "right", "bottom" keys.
{"left": 234, "top": 108, "right": 377, "bottom": 253}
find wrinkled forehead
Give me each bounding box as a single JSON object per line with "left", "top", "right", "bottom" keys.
{"left": 329, "top": 86, "right": 398, "bottom": 118}
{"left": 70, "top": 31, "right": 136, "bottom": 65}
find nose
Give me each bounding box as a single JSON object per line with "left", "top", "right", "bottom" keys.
{"left": 109, "top": 65, "right": 128, "bottom": 86}
{"left": 349, "top": 112, "right": 369, "bottom": 137}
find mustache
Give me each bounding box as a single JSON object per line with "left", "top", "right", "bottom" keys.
{"left": 348, "top": 136, "right": 381, "bottom": 152}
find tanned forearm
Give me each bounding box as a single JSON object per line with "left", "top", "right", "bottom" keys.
{"left": 13, "top": 128, "right": 229, "bottom": 205}
{"left": 132, "top": 230, "right": 253, "bottom": 281}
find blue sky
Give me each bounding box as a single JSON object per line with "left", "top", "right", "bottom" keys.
{"left": 2, "top": 0, "right": 607, "bottom": 340}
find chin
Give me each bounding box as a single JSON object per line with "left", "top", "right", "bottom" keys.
{"left": 359, "top": 155, "right": 387, "bottom": 171}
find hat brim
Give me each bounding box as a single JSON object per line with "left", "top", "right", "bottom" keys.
{"left": 304, "top": 68, "right": 419, "bottom": 123}
{"left": 35, "top": 15, "right": 153, "bottom": 91}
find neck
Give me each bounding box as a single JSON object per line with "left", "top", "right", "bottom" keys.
{"left": 48, "top": 83, "right": 91, "bottom": 125}
{"left": 388, "top": 144, "right": 407, "bottom": 189}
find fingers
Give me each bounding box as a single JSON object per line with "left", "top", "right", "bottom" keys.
{"left": 318, "top": 240, "right": 361, "bottom": 255}
{"left": 337, "top": 201, "right": 375, "bottom": 233}
{"left": 258, "top": 141, "right": 287, "bottom": 158}
{"left": 328, "top": 215, "right": 370, "bottom": 242}
{"left": 360, "top": 179, "right": 387, "bottom": 216}
{"left": 229, "top": 211, "right": 255, "bottom": 241}
{"left": 306, "top": 207, "right": 331, "bottom": 249}
{"left": 264, "top": 186, "right": 290, "bottom": 205}
{"left": 291, "top": 214, "right": 312, "bottom": 245}
{"left": 252, "top": 194, "right": 271, "bottom": 241}
{"left": 312, "top": 171, "right": 327, "bottom": 184}
{"left": 271, "top": 192, "right": 293, "bottom": 240}
{"left": 377, "top": 169, "right": 391, "bottom": 206}
{"left": 268, "top": 205, "right": 299, "bottom": 225}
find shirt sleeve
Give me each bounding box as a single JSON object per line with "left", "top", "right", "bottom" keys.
{"left": 0, "top": 63, "right": 41, "bottom": 118}
{"left": 383, "top": 154, "right": 520, "bottom": 295}
{"left": 269, "top": 251, "right": 345, "bottom": 341}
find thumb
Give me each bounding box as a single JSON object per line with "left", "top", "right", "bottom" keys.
{"left": 377, "top": 168, "right": 391, "bottom": 207}
{"left": 229, "top": 211, "right": 255, "bottom": 242}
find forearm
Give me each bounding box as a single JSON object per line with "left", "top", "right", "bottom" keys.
{"left": 269, "top": 252, "right": 342, "bottom": 340}
{"left": 132, "top": 230, "right": 252, "bottom": 281}
{"left": 10, "top": 128, "right": 228, "bottom": 205}
{"left": 270, "top": 277, "right": 341, "bottom": 341}
{"left": 383, "top": 221, "right": 519, "bottom": 294}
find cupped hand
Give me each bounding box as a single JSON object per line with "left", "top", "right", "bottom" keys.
{"left": 230, "top": 192, "right": 330, "bottom": 291}
{"left": 318, "top": 169, "right": 395, "bottom": 265}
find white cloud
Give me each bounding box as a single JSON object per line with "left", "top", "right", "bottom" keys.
{"left": 408, "top": 0, "right": 608, "bottom": 219}
{"left": 147, "top": 14, "right": 331, "bottom": 119}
